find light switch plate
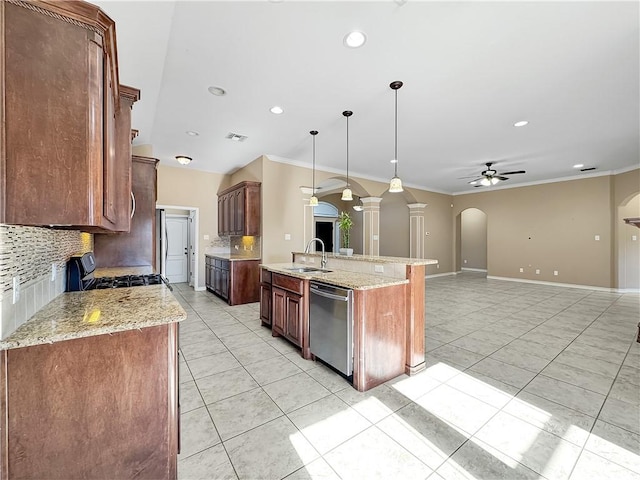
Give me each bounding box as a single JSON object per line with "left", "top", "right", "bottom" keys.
{"left": 554, "top": 270, "right": 559, "bottom": 276}
{"left": 284, "top": 233, "right": 291, "bottom": 240}
{"left": 519, "top": 267, "right": 524, "bottom": 273}
{"left": 595, "top": 235, "right": 600, "bottom": 241}
{"left": 535, "top": 269, "right": 540, "bottom": 275}
{"left": 203, "top": 234, "right": 210, "bottom": 240}
{"left": 633, "top": 235, "right": 637, "bottom": 241}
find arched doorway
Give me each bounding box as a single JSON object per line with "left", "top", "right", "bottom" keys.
{"left": 313, "top": 201, "right": 338, "bottom": 253}
{"left": 455, "top": 208, "right": 488, "bottom": 273}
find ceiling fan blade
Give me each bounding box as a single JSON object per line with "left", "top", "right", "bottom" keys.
{"left": 499, "top": 170, "right": 526, "bottom": 175}
{"left": 467, "top": 177, "right": 483, "bottom": 184}
{"left": 495, "top": 176, "right": 509, "bottom": 181}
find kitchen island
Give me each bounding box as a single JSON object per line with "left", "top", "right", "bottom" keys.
{"left": 260, "top": 262, "right": 411, "bottom": 391}
{"left": 0, "top": 277, "right": 186, "bottom": 479}
{"left": 292, "top": 252, "right": 437, "bottom": 376}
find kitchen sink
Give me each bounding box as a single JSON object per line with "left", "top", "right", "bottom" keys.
{"left": 285, "top": 267, "right": 332, "bottom": 274}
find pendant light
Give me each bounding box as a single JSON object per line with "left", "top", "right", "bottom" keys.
{"left": 309, "top": 130, "right": 319, "bottom": 206}
{"left": 341, "top": 110, "right": 353, "bottom": 201}
{"left": 389, "top": 80, "right": 404, "bottom": 193}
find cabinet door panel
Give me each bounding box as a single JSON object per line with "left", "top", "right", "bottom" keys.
{"left": 272, "top": 288, "right": 286, "bottom": 336}
{"left": 102, "top": 62, "right": 117, "bottom": 224}
{"left": 221, "top": 268, "right": 230, "bottom": 300}
{"left": 285, "top": 293, "right": 302, "bottom": 347}
{"left": 260, "top": 285, "right": 272, "bottom": 326}
{"left": 235, "top": 189, "right": 245, "bottom": 235}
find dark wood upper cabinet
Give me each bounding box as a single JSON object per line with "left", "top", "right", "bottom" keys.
{"left": 217, "top": 181, "right": 261, "bottom": 236}
{"left": 94, "top": 156, "right": 159, "bottom": 268}
{"left": 0, "top": 0, "right": 137, "bottom": 231}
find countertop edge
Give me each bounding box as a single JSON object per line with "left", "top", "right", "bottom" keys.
{"left": 205, "top": 254, "right": 261, "bottom": 262}
{"left": 291, "top": 252, "right": 438, "bottom": 266}
{"left": 260, "top": 263, "right": 409, "bottom": 290}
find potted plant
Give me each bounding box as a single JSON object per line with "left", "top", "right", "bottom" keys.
{"left": 338, "top": 211, "right": 354, "bottom": 256}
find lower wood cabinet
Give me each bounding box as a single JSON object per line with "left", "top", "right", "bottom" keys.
{"left": 205, "top": 256, "right": 259, "bottom": 306}
{"left": 270, "top": 273, "right": 309, "bottom": 355}
{"left": 260, "top": 268, "right": 272, "bottom": 326}
{"left": 0, "top": 323, "right": 179, "bottom": 479}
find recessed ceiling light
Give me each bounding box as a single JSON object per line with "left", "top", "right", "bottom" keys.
{"left": 344, "top": 31, "right": 367, "bottom": 48}
{"left": 208, "top": 86, "right": 227, "bottom": 96}
{"left": 270, "top": 106, "right": 284, "bottom": 115}
{"left": 514, "top": 120, "right": 529, "bottom": 127}
{"left": 186, "top": 131, "right": 199, "bottom": 136}
{"left": 175, "top": 155, "right": 192, "bottom": 165}
{"left": 573, "top": 163, "right": 584, "bottom": 169}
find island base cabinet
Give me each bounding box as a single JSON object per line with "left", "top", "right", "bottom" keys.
{"left": 353, "top": 284, "right": 407, "bottom": 392}
{"left": 0, "top": 324, "right": 179, "bottom": 480}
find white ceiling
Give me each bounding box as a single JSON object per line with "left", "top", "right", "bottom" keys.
{"left": 95, "top": 0, "right": 639, "bottom": 194}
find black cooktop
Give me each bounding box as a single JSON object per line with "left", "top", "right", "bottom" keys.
{"left": 91, "top": 274, "right": 168, "bottom": 290}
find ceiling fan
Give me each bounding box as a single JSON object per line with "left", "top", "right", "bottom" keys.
{"left": 468, "top": 162, "right": 526, "bottom": 187}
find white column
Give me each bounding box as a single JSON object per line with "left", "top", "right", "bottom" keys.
{"left": 362, "top": 197, "right": 382, "bottom": 256}
{"left": 408, "top": 203, "right": 427, "bottom": 258}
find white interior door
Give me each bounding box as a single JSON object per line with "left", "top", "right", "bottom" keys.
{"left": 166, "top": 216, "right": 189, "bottom": 283}
{"left": 189, "top": 211, "right": 196, "bottom": 287}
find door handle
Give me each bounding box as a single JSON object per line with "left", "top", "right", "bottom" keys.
{"left": 130, "top": 191, "right": 136, "bottom": 219}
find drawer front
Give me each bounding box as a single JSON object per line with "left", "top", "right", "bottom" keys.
{"left": 260, "top": 269, "right": 272, "bottom": 284}
{"left": 272, "top": 273, "right": 304, "bottom": 295}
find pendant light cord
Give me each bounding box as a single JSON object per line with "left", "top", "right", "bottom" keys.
{"left": 312, "top": 134, "right": 316, "bottom": 193}
{"left": 346, "top": 114, "right": 350, "bottom": 187}
{"left": 394, "top": 87, "right": 398, "bottom": 178}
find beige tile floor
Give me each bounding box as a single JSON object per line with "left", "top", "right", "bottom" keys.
{"left": 173, "top": 273, "right": 640, "bottom": 480}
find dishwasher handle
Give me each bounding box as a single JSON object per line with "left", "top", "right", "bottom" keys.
{"left": 310, "top": 284, "right": 350, "bottom": 302}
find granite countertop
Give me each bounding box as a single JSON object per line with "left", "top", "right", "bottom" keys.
{"left": 94, "top": 266, "right": 154, "bottom": 277}
{"left": 206, "top": 253, "right": 261, "bottom": 262}
{"left": 261, "top": 263, "right": 408, "bottom": 290}
{"left": 0, "top": 285, "right": 186, "bottom": 350}
{"left": 291, "top": 252, "right": 438, "bottom": 266}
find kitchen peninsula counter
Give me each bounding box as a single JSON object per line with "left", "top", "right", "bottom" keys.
{"left": 0, "top": 284, "right": 185, "bottom": 350}
{"left": 291, "top": 252, "right": 438, "bottom": 266}
{"left": 261, "top": 263, "right": 408, "bottom": 290}
{"left": 205, "top": 253, "right": 261, "bottom": 261}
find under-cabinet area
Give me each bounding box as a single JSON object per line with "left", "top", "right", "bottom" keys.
{"left": 205, "top": 254, "right": 260, "bottom": 306}
{"left": 259, "top": 263, "right": 410, "bottom": 391}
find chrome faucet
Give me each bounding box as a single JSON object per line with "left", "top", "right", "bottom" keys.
{"left": 304, "top": 238, "right": 327, "bottom": 269}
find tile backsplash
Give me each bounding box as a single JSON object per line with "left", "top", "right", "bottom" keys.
{"left": 230, "top": 236, "right": 261, "bottom": 259}
{"left": 0, "top": 225, "right": 92, "bottom": 339}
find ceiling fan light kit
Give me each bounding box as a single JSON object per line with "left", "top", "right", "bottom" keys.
{"left": 341, "top": 110, "right": 354, "bottom": 201}
{"left": 175, "top": 155, "right": 192, "bottom": 165}
{"left": 469, "top": 162, "right": 526, "bottom": 187}
{"left": 389, "top": 80, "right": 404, "bottom": 193}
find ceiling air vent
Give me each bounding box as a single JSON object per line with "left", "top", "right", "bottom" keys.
{"left": 225, "top": 132, "right": 248, "bottom": 142}
{"left": 580, "top": 167, "right": 596, "bottom": 172}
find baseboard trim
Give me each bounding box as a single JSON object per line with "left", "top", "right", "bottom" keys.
{"left": 486, "top": 275, "right": 616, "bottom": 292}
{"left": 617, "top": 288, "right": 640, "bottom": 294}
{"left": 426, "top": 272, "right": 457, "bottom": 279}
{"left": 461, "top": 267, "right": 488, "bottom": 273}
{"left": 194, "top": 286, "right": 206, "bottom": 292}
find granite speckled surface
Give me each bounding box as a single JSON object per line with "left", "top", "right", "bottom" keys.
{"left": 260, "top": 263, "right": 408, "bottom": 290}
{"left": 0, "top": 285, "right": 186, "bottom": 350}
{"left": 291, "top": 252, "right": 438, "bottom": 266}
{"left": 205, "top": 253, "right": 261, "bottom": 262}
{"left": 94, "top": 266, "right": 154, "bottom": 277}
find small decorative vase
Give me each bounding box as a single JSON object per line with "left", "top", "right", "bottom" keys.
{"left": 339, "top": 248, "right": 354, "bottom": 256}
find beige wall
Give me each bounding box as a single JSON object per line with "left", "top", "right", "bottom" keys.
{"left": 156, "top": 165, "right": 227, "bottom": 289}
{"left": 461, "top": 208, "right": 487, "bottom": 270}
{"left": 454, "top": 175, "right": 620, "bottom": 288}
{"left": 380, "top": 191, "right": 410, "bottom": 258}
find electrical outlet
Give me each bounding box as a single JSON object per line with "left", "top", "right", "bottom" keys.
{"left": 633, "top": 235, "right": 637, "bottom": 241}
{"left": 595, "top": 235, "right": 600, "bottom": 241}
{"left": 463, "top": 259, "right": 467, "bottom": 264}
{"left": 374, "top": 265, "right": 384, "bottom": 273}
{"left": 284, "top": 233, "right": 291, "bottom": 241}
{"left": 535, "top": 269, "right": 540, "bottom": 275}
{"left": 554, "top": 270, "right": 559, "bottom": 276}
{"left": 519, "top": 267, "right": 524, "bottom": 273}
{"left": 12, "top": 276, "right": 20, "bottom": 304}
{"left": 203, "top": 234, "right": 210, "bottom": 241}
{"left": 437, "top": 264, "right": 440, "bottom": 269}
{"left": 51, "top": 263, "right": 56, "bottom": 282}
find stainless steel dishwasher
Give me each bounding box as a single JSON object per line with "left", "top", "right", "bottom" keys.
{"left": 309, "top": 281, "right": 354, "bottom": 378}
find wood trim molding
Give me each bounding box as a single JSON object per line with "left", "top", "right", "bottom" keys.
{"left": 132, "top": 155, "right": 159, "bottom": 167}
{"left": 119, "top": 85, "right": 141, "bottom": 104}
{"left": 0, "top": 0, "right": 6, "bottom": 222}
{"left": 218, "top": 180, "right": 262, "bottom": 197}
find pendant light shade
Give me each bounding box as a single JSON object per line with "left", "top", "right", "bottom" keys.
{"left": 341, "top": 110, "right": 353, "bottom": 201}
{"left": 309, "top": 130, "right": 319, "bottom": 206}
{"left": 389, "top": 81, "right": 404, "bottom": 193}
